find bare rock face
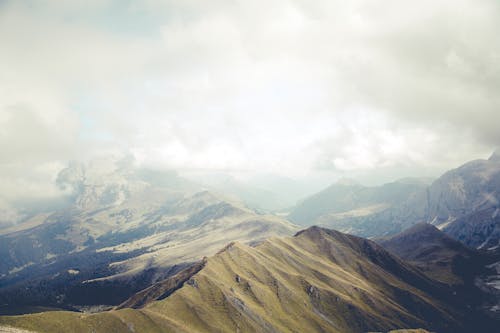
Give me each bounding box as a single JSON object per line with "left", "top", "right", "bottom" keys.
{"left": 319, "top": 153, "right": 500, "bottom": 249}
{"left": 444, "top": 207, "right": 500, "bottom": 249}
{"left": 426, "top": 159, "right": 500, "bottom": 224}
{"left": 384, "top": 156, "right": 500, "bottom": 232}
{"left": 420, "top": 157, "right": 500, "bottom": 249}
{"left": 56, "top": 158, "right": 148, "bottom": 210}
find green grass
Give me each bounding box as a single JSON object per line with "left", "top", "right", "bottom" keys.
{"left": 0, "top": 228, "right": 461, "bottom": 333}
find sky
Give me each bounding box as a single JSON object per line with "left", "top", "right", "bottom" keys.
{"left": 1, "top": 0, "right": 500, "bottom": 215}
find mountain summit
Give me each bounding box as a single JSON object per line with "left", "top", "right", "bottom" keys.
{"left": 2, "top": 226, "right": 496, "bottom": 333}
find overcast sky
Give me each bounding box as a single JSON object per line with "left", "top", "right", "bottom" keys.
{"left": 1, "top": 0, "right": 500, "bottom": 209}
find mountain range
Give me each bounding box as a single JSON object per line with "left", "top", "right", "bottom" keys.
{"left": 289, "top": 151, "right": 500, "bottom": 249}
{"left": 1, "top": 153, "right": 500, "bottom": 332}
{"left": 0, "top": 161, "right": 296, "bottom": 313}
{"left": 288, "top": 178, "right": 429, "bottom": 229}
{"left": 1, "top": 226, "right": 497, "bottom": 333}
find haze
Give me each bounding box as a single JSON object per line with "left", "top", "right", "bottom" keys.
{"left": 1, "top": 0, "right": 499, "bottom": 221}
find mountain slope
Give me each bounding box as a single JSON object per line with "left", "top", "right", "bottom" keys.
{"left": 0, "top": 192, "right": 297, "bottom": 312}
{"left": 379, "top": 223, "right": 483, "bottom": 285}
{"left": 301, "top": 152, "right": 500, "bottom": 248}
{"left": 378, "top": 223, "right": 500, "bottom": 319}
{"left": 288, "top": 178, "right": 426, "bottom": 226}
{"left": 443, "top": 206, "right": 500, "bottom": 249}
{"left": 379, "top": 152, "right": 500, "bottom": 245}
{"left": 0, "top": 161, "right": 297, "bottom": 313}
{"left": 2, "top": 227, "right": 496, "bottom": 333}
{"left": 184, "top": 173, "right": 317, "bottom": 212}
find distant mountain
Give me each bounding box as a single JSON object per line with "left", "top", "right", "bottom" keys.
{"left": 368, "top": 152, "right": 500, "bottom": 246}
{"left": 443, "top": 206, "right": 500, "bottom": 250}
{"left": 292, "top": 152, "right": 500, "bottom": 249}
{"left": 185, "top": 172, "right": 325, "bottom": 212}
{"left": 1, "top": 226, "right": 496, "bottom": 333}
{"left": 0, "top": 161, "right": 297, "bottom": 313}
{"left": 185, "top": 173, "right": 288, "bottom": 212}
{"left": 288, "top": 178, "right": 428, "bottom": 226}
{"left": 418, "top": 151, "right": 500, "bottom": 227}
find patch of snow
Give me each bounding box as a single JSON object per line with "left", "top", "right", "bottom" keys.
{"left": 436, "top": 220, "right": 453, "bottom": 230}
{"left": 487, "top": 261, "right": 500, "bottom": 273}
{"left": 485, "top": 261, "right": 500, "bottom": 291}
{"left": 478, "top": 237, "right": 491, "bottom": 250}
{"left": 490, "top": 304, "right": 500, "bottom": 312}
{"left": 69, "top": 245, "right": 87, "bottom": 254}
{"left": 8, "top": 262, "right": 34, "bottom": 275}
{"left": 45, "top": 252, "right": 57, "bottom": 260}
{"left": 486, "top": 280, "right": 500, "bottom": 290}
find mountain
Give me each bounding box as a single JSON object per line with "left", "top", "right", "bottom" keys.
{"left": 183, "top": 173, "right": 288, "bottom": 212}
{"left": 184, "top": 172, "right": 325, "bottom": 212}
{"left": 1, "top": 227, "right": 497, "bottom": 333}
{"left": 418, "top": 151, "right": 500, "bottom": 230}
{"left": 0, "top": 161, "right": 297, "bottom": 313}
{"left": 378, "top": 223, "right": 500, "bottom": 318}
{"left": 369, "top": 151, "right": 500, "bottom": 246}
{"left": 292, "top": 152, "right": 500, "bottom": 249}
{"left": 288, "top": 178, "right": 428, "bottom": 227}
{"left": 378, "top": 223, "right": 488, "bottom": 284}
{"left": 443, "top": 207, "right": 500, "bottom": 249}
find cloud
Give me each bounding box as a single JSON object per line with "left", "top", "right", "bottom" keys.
{"left": 0, "top": 0, "right": 499, "bottom": 211}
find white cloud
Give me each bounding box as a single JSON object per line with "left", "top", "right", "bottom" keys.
{"left": 0, "top": 0, "right": 499, "bottom": 210}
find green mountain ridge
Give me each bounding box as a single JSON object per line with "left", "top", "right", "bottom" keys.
{"left": 1, "top": 226, "right": 495, "bottom": 333}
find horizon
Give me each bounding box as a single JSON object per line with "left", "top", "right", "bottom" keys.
{"left": 1, "top": 0, "right": 500, "bottom": 220}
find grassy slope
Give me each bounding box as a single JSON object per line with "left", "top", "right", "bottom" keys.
{"left": 0, "top": 228, "right": 462, "bottom": 333}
